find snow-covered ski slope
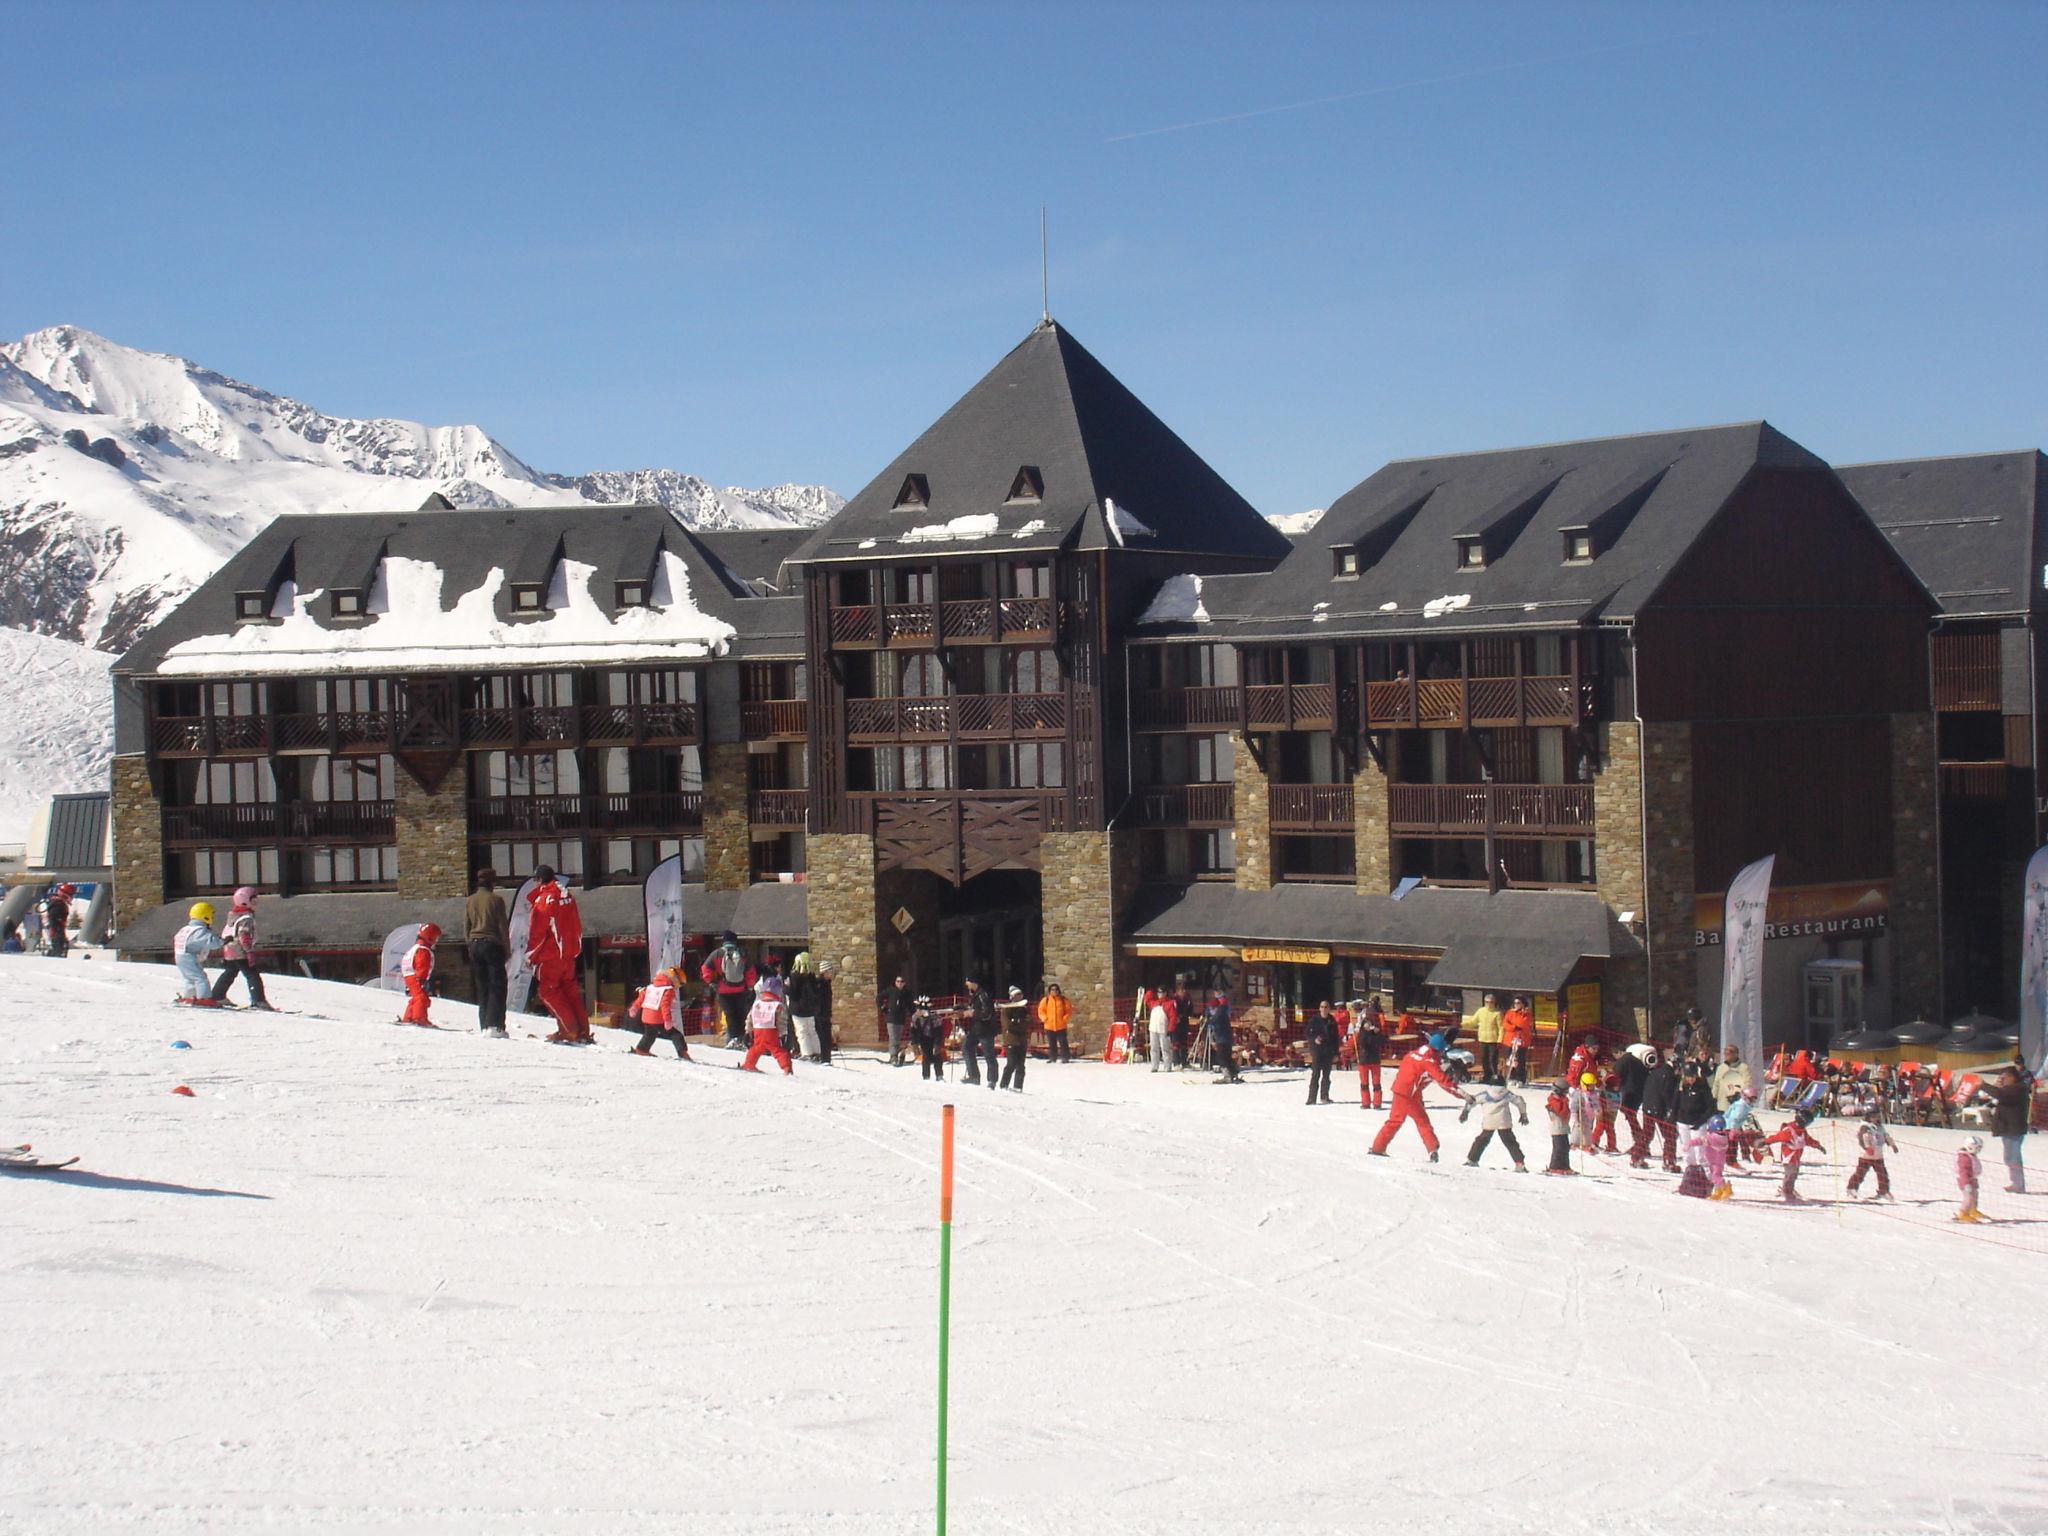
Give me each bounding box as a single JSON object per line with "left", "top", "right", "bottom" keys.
{"left": 1, "top": 961, "right": 2042, "bottom": 1535}
{"left": 0, "top": 628, "right": 111, "bottom": 844}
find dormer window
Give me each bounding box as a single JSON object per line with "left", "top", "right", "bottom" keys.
{"left": 1005, "top": 466, "right": 1043, "bottom": 503}
{"left": 331, "top": 589, "right": 364, "bottom": 618}
{"left": 235, "top": 591, "right": 268, "bottom": 621}
{"left": 1562, "top": 528, "right": 1595, "bottom": 565}
{"left": 511, "top": 583, "right": 546, "bottom": 613}
{"left": 615, "top": 580, "right": 647, "bottom": 610}
{"left": 1332, "top": 548, "right": 1360, "bottom": 580}
{"left": 893, "top": 473, "right": 930, "bottom": 510}
{"left": 1455, "top": 537, "right": 1487, "bottom": 570}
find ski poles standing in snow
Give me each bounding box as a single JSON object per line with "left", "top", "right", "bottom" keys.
{"left": 937, "top": 1102, "right": 954, "bottom": 1536}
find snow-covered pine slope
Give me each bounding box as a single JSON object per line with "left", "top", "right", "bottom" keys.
{"left": 4, "top": 961, "right": 2044, "bottom": 1535}
{"left": 0, "top": 627, "right": 113, "bottom": 844}
{"left": 0, "top": 326, "right": 844, "bottom": 653}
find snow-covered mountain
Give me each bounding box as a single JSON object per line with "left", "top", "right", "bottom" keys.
{"left": 0, "top": 326, "right": 844, "bottom": 654}
{"left": 0, "top": 626, "right": 113, "bottom": 845}
{"left": 1267, "top": 507, "right": 1325, "bottom": 536}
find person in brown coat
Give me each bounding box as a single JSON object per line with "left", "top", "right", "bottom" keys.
{"left": 465, "top": 868, "right": 511, "bottom": 1035}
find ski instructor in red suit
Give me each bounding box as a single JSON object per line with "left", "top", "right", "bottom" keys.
{"left": 1368, "top": 1032, "right": 1473, "bottom": 1161}
{"left": 524, "top": 865, "right": 589, "bottom": 1044}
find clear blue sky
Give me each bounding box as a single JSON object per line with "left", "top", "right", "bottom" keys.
{"left": 4, "top": 1, "right": 2043, "bottom": 514}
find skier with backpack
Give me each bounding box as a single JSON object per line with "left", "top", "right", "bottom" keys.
{"left": 208, "top": 886, "right": 271, "bottom": 1009}
{"left": 627, "top": 966, "right": 693, "bottom": 1059}
{"left": 172, "top": 903, "right": 219, "bottom": 1003}
{"left": 398, "top": 923, "right": 440, "bottom": 1027}
{"left": 701, "top": 931, "right": 756, "bottom": 1049}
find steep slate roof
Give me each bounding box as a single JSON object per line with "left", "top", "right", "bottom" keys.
{"left": 116, "top": 504, "right": 788, "bottom": 674}
{"left": 27, "top": 791, "right": 111, "bottom": 872}
{"left": 690, "top": 527, "right": 811, "bottom": 593}
{"left": 1139, "top": 421, "right": 1830, "bottom": 641}
{"left": 1838, "top": 451, "right": 2047, "bottom": 620}
{"left": 789, "top": 320, "right": 1289, "bottom": 565}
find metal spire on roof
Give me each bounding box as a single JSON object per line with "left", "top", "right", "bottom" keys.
{"left": 1040, "top": 205, "right": 1050, "bottom": 325}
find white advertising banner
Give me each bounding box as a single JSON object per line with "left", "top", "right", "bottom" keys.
{"left": 2019, "top": 842, "right": 2048, "bottom": 1076}
{"left": 644, "top": 854, "right": 685, "bottom": 983}
{"left": 505, "top": 876, "right": 541, "bottom": 1014}
{"left": 380, "top": 923, "right": 421, "bottom": 992}
{"left": 1719, "top": 854, "right": 1776, "bottom": 1072}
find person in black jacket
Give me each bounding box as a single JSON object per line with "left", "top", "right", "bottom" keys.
{"left": 1616, "top": 1043, "right": 1653, "bottom": 1146}
{"left": 910, "top": 997, "right": 946, "bottom": 1081}
{"left": 1354, "top": 1000, "right": 1388, "bottom": 1110}
{"left": 961, "top": 978, "right": 999, "bottom": 1090}
{"left": 1304, "top": 1002, "right": 1339, "bottom": 1105}
{"left": 1632, "top": 1051, "right": 1681, "bottom": 1171}
{"left": 1977, "top": 1065, "right": 2033, "bottom": 1193}
{"left": 883, "top": 976, "right": 914, "bottom": 1067}
{"left": 1672, "top": 1061, "right": 1716, "bottom": 1168}
{"left": 1205, "top": 993, "right": 1242, "bottom": 1083}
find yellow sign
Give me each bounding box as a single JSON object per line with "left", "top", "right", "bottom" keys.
{"left": 1534, "top": 995, "right": 1559, "bottom": 1027}
{"left": 1566, "top": 981, "right": 1601, "bottom": 1030}
{"left": 1242, "top": 946, "right": 1331, "bottom": 966}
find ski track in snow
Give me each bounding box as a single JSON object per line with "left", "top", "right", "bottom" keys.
{"left": 1, "top": 961, "right": 2045, "bottom": 1534}
{"left": 0, "top": 626, "right": 112, "bottom": 844}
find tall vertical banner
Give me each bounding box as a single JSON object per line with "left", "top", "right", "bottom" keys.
{"left": 380, "top": 923, "right": 422, "bottom": 992}
{"left": 1719, "top": 854, "right": 1775, "bottom": 1070}
{"left": 505, "top": 876, "right": 541, "bottom": 1014}
{"left": 2019, "top": 843, "right": 2048, "bottom": 1075}
{"left": 644, "top": 854, "right": 685, "bottom": 982}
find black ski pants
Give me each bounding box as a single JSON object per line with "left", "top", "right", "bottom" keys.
{"left": 918, "top": 1037, "right": 943, "bottom": 1079}
{"left": 1000, "top": 1043, "right": 1028, "bottom": 1091}
{"left": 962, "top": 1031, "right": 999, "bottom": 1085}
{"left": 1468, "top": 1127, "right": 1525, "bottom": 1166}
{"left": 1479, "top": 1042, "right": 1501, "bottom": 1082}
{"left": 718, "top": 990, "right": 750, "bottom": 1043}
{"left": 635, "top": 1025, "right": 690, "bottom": 1059}
{"left": 1306, "top": 1053, "right": 1335, "bottom": 1103}
{"left": 209, "top": 959, "right": 268, "bottom": 1006}
{"left": 468, "top": 939, "right": 507, "bottom": 1032}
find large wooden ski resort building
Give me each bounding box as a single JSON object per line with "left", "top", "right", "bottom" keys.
{"left": 109, "top": 320, "right": 2008, "bottom": 1050}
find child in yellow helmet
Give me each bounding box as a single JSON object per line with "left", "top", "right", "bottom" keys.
{"left": 173, "top": 903, "right": 219, "bottom": 1003}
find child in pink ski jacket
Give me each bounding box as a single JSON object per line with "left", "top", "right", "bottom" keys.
{"left": 1956, "top": 1137, "right": 1984, "bottom": 1223}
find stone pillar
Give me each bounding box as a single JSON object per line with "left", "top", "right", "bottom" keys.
{"left": 1353, "top": 752, "right": 1390, "bottom": 896}
{"left": 1640, "top": 721, "right": 1698, "bottom": 1037}
{"left": 1591, "top": 720, "right": 1647, "bottom": 1035}
{"left": 809, "top": 831, "right": 880, "bottom": 1038}
{"left": 1040, "top": 829, "right": 1139, "bottom": 1055}
{"left": 110, "top": 753, "right": 164, "bottom": 936}
{"left": 1888, "top": 711, "right": 1941, "bottom": 1024}
{"left": 1232, "top": 731, "right": 1271, "bottom": 891}
{"left": 394, "top": 757, "right": 470, "bottom": 899}
{"left": 702, "top": 741, "right": 751, "bottom": 892}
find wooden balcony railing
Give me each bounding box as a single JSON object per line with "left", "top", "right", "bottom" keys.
{"left": 1244, "top": 682, "right": 1337, "bottom": 731}
{"left": 844, "top": 694, "right": 1065, "bottom": 741}
{"left": 1931, "top": 631, "right": 2000, "bottom": 711}
{"left": 741, "top": 699, "right": 808, "bottom": 738}
{"left": 151, "top": 715, "right": 272, "bottom": 757}
{"left": 590, "top": 791, "right": 703, "bottom": 832}
{"left": 748, "top": 788, "right": 810, "bottom": 827}
{"left": 163, "top": 800, "right": 397, "bottom": 846}
{"left": 1939, "top": 761, "right": 2009, "bottom": 800}
{"left": 1268, "top": 783, "right": 1355, "bottom": 831}
{"left": 580, "top": 701, "right": 700, "bottom": 743}
{"left": 827, "top": 595, "right": 1057, "bottom": 650}
{"left": 470, "top": 792, "right": 703, "bottom": 837}
{"left": 1386, "top": 782, "right": 1594, "bottom": 837}
{"left": 1132, "top": 685, "right": 1242, "bottom": 730}
{"left": 1363, "top": 675, "right": 1583, "bottom": 729}
{"left": 1130, "top": 783, "right": 1235, "bottom": 826}
{"left": 841, "top": 788, "right": 1072, "bottom": 838}
{"left": 956, "top": 693, "right": 1065, "bottom": 737}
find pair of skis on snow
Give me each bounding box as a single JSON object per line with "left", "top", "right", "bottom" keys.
{"left": 2, "top": 1144, "right": 78, "bottom": 1173}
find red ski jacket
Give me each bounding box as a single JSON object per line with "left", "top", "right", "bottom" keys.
{"left": 404, "top": 941, "right": 435, "bottom": 987}
{"left": 1389, "top": 1044, "right": 1458, "bottom": 1101}
{"left": 525, "top": 882, "right": 583, "bottom": 966}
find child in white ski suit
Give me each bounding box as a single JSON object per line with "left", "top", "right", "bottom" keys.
{"left": 1462, "top": 1082, "right": 1530, "bottom": 1170}
{"left": 173, "top": 904, "right": 218, "bottom": 1001}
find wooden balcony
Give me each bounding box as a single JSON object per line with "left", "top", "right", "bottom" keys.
{"left": 748, "top": 788, "right": 810, "bottom": 827}
{"left": 843, "top": 693, "right": 1065, "bottom": 742}
{"left": 843, "top": 789, "right": 1070, "bottom": 882}
{"left": 826, "top": 595, "right": 1056, "bottom": 651}
{"left": 151, "top": 714, "right": 272, "bottom": 757}
{"left": 1387, "top": 782, "right": 1594, "bottom": 837}
{"left": 271, "top": 710, "right": 394, "bottom": 754}
{"left": 163, "top": 800, "right": 396, "bottom": 846}
{"left": 469, "top": 792, "right": 704, "bottom": 837}
{"left": 1129, "top": 783, "right": 1235, "bottom": 826}
{"left": 741, "top": 699, "right": 808, "bottom": 739}
{"left": 1245, "top": 682, "right": 1336, "bottom": 731}
{"left": 1363, "top": 675, "right": 1583, "bottom": 730}
{"left": 1939, "top": 761, "right": 2010, "bottom": 800}
{"left": 1131, "top": 685, "right": 1242, "bottom": 731}
{"left": 579, "top": 701, "right": 700, "bottom": 744}
{"left": 1268, "top": 783, "right": 1354, "bottom": 832}
{"left": 1931, "top": 631, "right": 2000, "bottom": 712}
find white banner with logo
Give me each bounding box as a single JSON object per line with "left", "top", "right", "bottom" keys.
{"left": 2020, "top": 843, "right": 2048, "bottom": 1076}
{"left": 644, "top": 854, "right": 685, "bottom": 983}
{"left": 506, "top": 876, "right": 541, "bottom": 1014}
{"left": 1719, "top": 854, "right": 1775, "bottom": 1072}
{"left": 380, "top": 923, "right": 421, "bottom": 992}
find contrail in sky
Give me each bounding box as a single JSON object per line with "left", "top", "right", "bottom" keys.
{"left": 1104, "top": 31, "right": 1717, "bottom": 143}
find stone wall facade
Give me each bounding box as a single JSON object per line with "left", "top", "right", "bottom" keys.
{"left": 394, "top": 757, "right": 471, "bottom": 900}
{"left": 110, "top": 753, "right": 164, "bottom": 936}
{"left": 1888, "top": 711, "right": 1942, "bottom": 1024}
{"left": 702, "top": 741, "right": 752, "bottom": 893}
{"left": 1353, "top": 752, "right": 1390, "bottom": 896}
{"left": 1589, "top": 719, "right": 1693, "bottom": 1039}
{"left": 808, "top": 831, "right": 880, "bottom": 1038}
{"left": 1041, "top": 829, "right": 1139, "bottom": 1055}
{"left": 1232, "top": 732, "right": 1271, "bottom": 891}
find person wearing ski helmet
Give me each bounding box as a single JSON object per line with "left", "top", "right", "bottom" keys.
{"left": 1954, "top": 1135, "right": 1986, "bottom": 1222}
{"left": 40, "top": 882, "right": 76, "bottom": 958}
{"left": 208, "top": 886, "right": 270, "bottom": 1009}
{"left": 1368, "top": 1032, "right": 1474, "bottom": 1161}
{"left": 173, "top": 902, "right": 219, "bottom": 1002}
{"left": 700, "top": 929, "right": 757, "bottom": 1049}
{"left": 629, "top": 965, "right": 693, "bottom": 1060}
{"left": 399, "top": 923, "right": 440, "bottom": 1027}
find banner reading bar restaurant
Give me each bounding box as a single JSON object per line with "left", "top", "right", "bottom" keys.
{"left": 1241, "top": 946, "right": 1331, "bottom": 966}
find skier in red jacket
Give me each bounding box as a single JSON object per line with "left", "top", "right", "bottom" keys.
{"left": 399, "top": 922, "right": 440, "bottom": 1027}
{"left": 1368, "top": 1034, "right": 1474, "bottom": 1161}
{"left": 524, "top": 866, "right": 589, "bottom": 1044}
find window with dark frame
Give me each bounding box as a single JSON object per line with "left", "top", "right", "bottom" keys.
{"left": 1332, "top": 548, "right": 1360, "bottom": 579}
{"left": 1455, "top": 537, "right": 1486, "bottom": 570}
{"left": 511, "top": 583, "right": 545, "bottom": 612}
{"left": 331, "top": 589, "right": 364, "bottom": 617}
{"left": 235, "top": 591, "right": 268, "bottom": 620}
{"left": 1005, "top": 466, "right": 1043, "bottom": 503}
{"left": 1562, "top": 530, "right": 1595, "bottom": 564}
{"left": 893, "top": 473, "right": 930, "bottom": 510}
{"left": 615, "top": 580, "right": 647, "bottom": 609}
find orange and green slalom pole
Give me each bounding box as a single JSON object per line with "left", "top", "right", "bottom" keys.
{"left": 938, "top": 1102, "right": 955, "bottom": 1536}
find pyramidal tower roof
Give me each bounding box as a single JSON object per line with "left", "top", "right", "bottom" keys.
{"left": 791, "top": 320, "right": 1289, "bottom": 564}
